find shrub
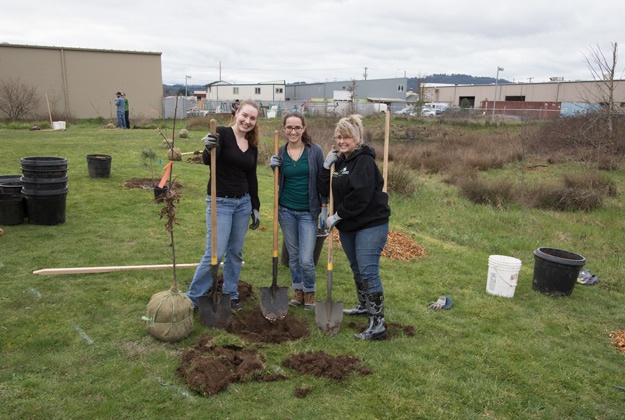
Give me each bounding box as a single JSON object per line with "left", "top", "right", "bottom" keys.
{"left": 384, "top": 163, "right": 416, "bottom": 196}
{"left": 457, "top": 177, "right": 515, "bottom": 208}
{"left": 562, "top": 172, "right": 617, "bottom": 197}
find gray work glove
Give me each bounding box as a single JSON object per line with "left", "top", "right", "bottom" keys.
{"left": 320, "top": 206, "right": 328, "bottom": 229}
{"left": 269, "top": 155, "right": 282, "bottom": 170}
{"left": 203, "top": 133, "right": 219, "bottom": 149}
{"left": 323, "top": 150, "right": 338, "bottom": 169}
{"left": 249, "top": 209, "right": 260, "bottom": 230}
{"left": 325, "top": 212, "right": 342, "bottom": 230}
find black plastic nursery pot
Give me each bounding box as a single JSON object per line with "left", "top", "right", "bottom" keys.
{"left": 22, "top": 187, "right": 68, "bottom": 226}
{"left": 153, "top": 185, "right": 168, "bottom": 203}
{"left": 532, "top": 247, "right": 586, "bottom": 297}
{"left": 20, "top": 157, "right": 68, "bottom": 179}
{"left": 0, "top": 194, "right": 25, "bottom": 225}
{"left": 86, "top": 154, "right": 112, "bottom": 178}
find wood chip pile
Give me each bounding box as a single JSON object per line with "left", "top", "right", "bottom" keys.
{"left": 610, "top": 330, "right": 625, "bottom": 353}
{"left": 331, "top": 230, "right": 426, "bottom": 261}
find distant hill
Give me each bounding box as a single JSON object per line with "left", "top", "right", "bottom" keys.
{"left": 407, "top": 74, "right": 510, "bottom": 91}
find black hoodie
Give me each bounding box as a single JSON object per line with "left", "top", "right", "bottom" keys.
{"left": 318, "top": 144, "right": 390, "bottom": 232}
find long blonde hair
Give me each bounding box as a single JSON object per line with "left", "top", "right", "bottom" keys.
{"left": 334, "top": 114, "right": 365, "bottom": 149}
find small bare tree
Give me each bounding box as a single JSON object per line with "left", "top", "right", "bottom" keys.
{"left": 346, "top": 79, "right": 357, "bottom": 115}
{"left": 0, "top": 78, "right": 41, "bottom": 121}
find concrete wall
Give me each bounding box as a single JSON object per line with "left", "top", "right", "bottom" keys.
{"left": 0, "top": 44, "right": 163, "bottom": 121}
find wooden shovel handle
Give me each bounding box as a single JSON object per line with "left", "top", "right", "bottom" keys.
{"left": 273, "top": 130, "right": 279, "bottom": 256}
{"left": 210, "top": 119, "right": 217, "bottom": 266}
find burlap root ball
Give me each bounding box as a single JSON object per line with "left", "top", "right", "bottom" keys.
{"left": 162, "top": 138, "right": 173, "bottom": 149}
{"left": 167, "top": 147, "right": 182, "bottom": 161}
{"left": 178, "top": 129, "right": 189, "bottom": 139}
{"left": 145, "top": 288, "right": 194, "bottom": 342}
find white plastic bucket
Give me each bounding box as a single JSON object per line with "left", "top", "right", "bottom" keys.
{"left": 486, "top": 255, "right": 522, "bottom": 298}
{"left": 52, "top": 121, "right": 66, "bottom": 130}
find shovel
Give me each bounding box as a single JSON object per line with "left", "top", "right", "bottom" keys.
{"left": 260, "top": 130, "right": 289, "bottom": 321}
{"left": 315, "top": 163, "right": 343, "bottom": 335}
{"left": 199, "top": 119, "right": 231, "bottom": 329}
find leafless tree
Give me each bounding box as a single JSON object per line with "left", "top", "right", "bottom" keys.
{"left": 583, "top": 42, "right": 623, "bottom": 141}
{"left": 346, "top": 79, "right": 357, "bottom": 115}
{"left": 0, "top": 77, "right": 41, "bottom": 121}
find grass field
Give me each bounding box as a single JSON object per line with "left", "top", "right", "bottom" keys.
{"left": 1, "top": 118, "right": 624, "bottom": 419}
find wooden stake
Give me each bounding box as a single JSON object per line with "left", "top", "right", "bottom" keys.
{"left": 33, "top": 263, "right": 199, "bottom": 275}
{"left": 45, "top": 93, "right": 53, "bottom": 127}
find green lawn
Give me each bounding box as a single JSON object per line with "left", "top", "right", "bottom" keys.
{"left": 1, "top": 121, "right": 624, "bottom": 419}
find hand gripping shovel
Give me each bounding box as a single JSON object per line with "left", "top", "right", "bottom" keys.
{"left": 260, "top": 130, "right": 289, "bottom": 321}
{"left": 199, "top": 119, "right": 231, "bottom": 329}
{"left": 315, "top": 163, "right": 343, "bottom": 335}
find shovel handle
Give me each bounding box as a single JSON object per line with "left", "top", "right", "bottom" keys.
{"left": 210, "top": 119, "right": 217, "bottom": 266}
{"left": 327, "top": 163, "right": 334, "bottom": 301}
{"left": 272, "top": 130, "right": 280, "bottom": 287}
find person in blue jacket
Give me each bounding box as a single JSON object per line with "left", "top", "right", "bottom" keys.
{"left": 318, "top": 114, "right": 391, "bottom": 340}
{"left": 270, "top": 112, "right": 326, "bottom": 310}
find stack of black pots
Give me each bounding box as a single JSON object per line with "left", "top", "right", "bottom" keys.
{"left": 20, "top": 157, "right": 69, "bottom": 225}
{"left": 0, "top": 174, "right": 25, "bottom": 225}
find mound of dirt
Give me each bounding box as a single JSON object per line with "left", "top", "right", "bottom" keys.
{"left": 226, "top": 310, "right": 310, "bottom": 344}
{"left": 177, "top": 335, "right": 285, "bottom": 396}
{"left": 124, "top": 177, "right": 182, "bottom": 190}
{"left": 283, "top": 351, "right": 371, "bottom": 380}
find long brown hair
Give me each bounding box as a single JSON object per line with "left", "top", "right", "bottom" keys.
{"left": 281, "top": 112, "right": 314, "bottom": 145}
{"left": 234, "top": 100, "right": 260, "bottom": 147}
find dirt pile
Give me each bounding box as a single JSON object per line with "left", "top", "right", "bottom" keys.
{"left": 283, "top": 351, "right": 371, "bottom": 380}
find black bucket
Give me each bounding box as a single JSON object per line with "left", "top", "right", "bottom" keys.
{"left": 21, "top": 176, "right": 68, "bottom": 191}
{"left": 153, "top": 185, "right": 168, "bottom": 203}
{"left": 532, "top": 247, "right": 586, "bottom": 297}
{"left": 0, "top": 194, "right": 25, "bottom": 225}
{"left": 22, "top": 187, "right": 68, "bottom": 225}
{"left": 20, "top": 157, "right": 68, "bottom": 178}
{"left": 281, "top": 229, "right": 328, "bottom": 267}
{"left": 0, "top": 180, "right": 23, "bottom": 195}
{"left": 86, "top": 154, "right": 112, "bottom": 178}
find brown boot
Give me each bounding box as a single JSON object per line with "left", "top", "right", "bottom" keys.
{"left": 289, "top": 290, "right": 304, "bottom": 307}
{"left": 304, "top": 292, "right": 316, "bottom": 311}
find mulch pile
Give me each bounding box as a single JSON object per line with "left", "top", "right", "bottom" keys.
{"left": 610, "top": 330, "right": 625, "bottom": 352}
{"left": 331, "top": 229, "right": 426, "bottom": 261}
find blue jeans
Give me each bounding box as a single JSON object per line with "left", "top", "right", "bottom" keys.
{"left": 279, "top": 206, "right": 317, "bottom": 292}
{"left": 116, "top": 111, "right": 126, "bottom": 128}
{"left": 339, "top": 223, "right": 388, "bottom": 294}
{"left": 186, "top": 194, "right": 251, "bottom": 306}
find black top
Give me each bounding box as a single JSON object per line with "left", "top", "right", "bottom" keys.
{"left": 202, "top": 126, "right": 260, "bottom": 211}
{"left": 318, "top": 144, "right": 390, "bottom": 232}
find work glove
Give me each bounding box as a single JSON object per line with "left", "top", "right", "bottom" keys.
{"left": 325, "top": 212, "right": 342, "bottom": 230}
{"left": 269, "top": 155, "right": 282, "bottom": 170}
{"left": 320, "top": 206, "right": 328, "bottom": 229}
{"left": 249, "top": 209, "right": 260, "bottom": 230}
{"left": 203, "top": 133, "right": 219, "bottom": 149}
{"left": 323, "top": 150, "right": 339, "bottom": 169}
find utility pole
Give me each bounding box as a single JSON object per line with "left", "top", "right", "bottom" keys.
{"left": 363, "top": 67, "right": 368, "bottom": 80}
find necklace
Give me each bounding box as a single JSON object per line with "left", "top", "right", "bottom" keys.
{"left": 288, "top": 145, "right": 304, "bottom": 167}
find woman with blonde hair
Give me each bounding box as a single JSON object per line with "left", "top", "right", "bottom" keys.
{"left": 318, "top": 114, "right": 391, "bottom": 340}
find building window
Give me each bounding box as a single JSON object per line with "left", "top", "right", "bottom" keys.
{"left": 397, "top": 85, "right": 404, "bottom": 92}
{"left": 275, "top": 88, "right": 283, "bottom": 94}
{"left": 255, "top": 87, "right": 261, "bottom": 95}
{"left": 233, "top": 87, "right": 239, "bottom": 94}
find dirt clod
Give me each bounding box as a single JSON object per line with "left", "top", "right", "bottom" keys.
{"left": 283, "top": 351, "right": 371, "bottom": 381}
{"left": 227, "top": 310, "right": 310, "bottom": 344}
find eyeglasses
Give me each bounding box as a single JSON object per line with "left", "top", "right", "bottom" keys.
{"left": 284, "top": 126, "right": 303, "bottom": 132}
{"left": 334, "top": 135, "right": 352, "bottom": 141}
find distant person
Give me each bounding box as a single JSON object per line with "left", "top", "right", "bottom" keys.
{"left": 123, "top": 93, "right": 130, "bottom": 129}
{"left": 230, "top": 99, "right": 240, "bottom": 124}
{"left": 187, "top": 100, "right": 261, "bottom": 312}
{"left": 318, "top": 114, "right": 391, "bottom": 340}
{"left": 114, "top": 92, "right": 126, "bottom": 129}
{"left": 269, "top": 112, "right": 326, "bottom": 310}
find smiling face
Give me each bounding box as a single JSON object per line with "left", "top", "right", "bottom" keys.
{"left": 234, "top": 104, "right": 258, "bottom": 133}
{"left": 334, "top": 133, "right": 357, "bottom": 156}
{"left": 283, "top": 115, "right": 305, "bottom": 146}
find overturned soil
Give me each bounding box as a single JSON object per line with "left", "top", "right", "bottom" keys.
{"left": 124, "top": 177, "right": 183, "bottom": 190}
{"left": 283, "top": 351, "right": 371, "bottom": 380}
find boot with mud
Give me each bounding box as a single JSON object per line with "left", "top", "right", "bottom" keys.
{"left": 343, "top": 282, "right": 367, "bottom": 315}
{"left": 354, "top": 292, "right": 386, "bottom": 340}
{"left": 289, "top": 290, "right": 304, "bottom": 307}
{"left": 303, "top": 292, "right": 316, "bottom": 311}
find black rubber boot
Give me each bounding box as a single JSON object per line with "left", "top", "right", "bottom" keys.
{"left": 343, "top": 282, "right": 367, "bottom": 315}
{"left": 354, "top": 292, "right": 386, "bottom": 340}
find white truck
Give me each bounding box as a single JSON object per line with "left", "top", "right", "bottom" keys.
{"left": 420, "top": 103, "right": 449, "bottom": 117}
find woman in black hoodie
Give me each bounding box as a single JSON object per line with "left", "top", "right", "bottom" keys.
{"left": 318, "top": 114, "right": 391, "bottom": 340}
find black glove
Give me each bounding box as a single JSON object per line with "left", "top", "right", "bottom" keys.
{"left": 203, "top": 133, "right": 219, "bottom": 149}
{"left": 249, "top": 209, "right": 260, "bottom": 230}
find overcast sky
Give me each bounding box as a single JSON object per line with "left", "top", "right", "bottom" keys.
{"left": 2, "top": 1, "right": 623, "bottom": 86}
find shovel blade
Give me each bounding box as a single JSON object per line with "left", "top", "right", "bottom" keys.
{"left": 260, "top": 286, "right": 289, "bottom": 321}
{"left": 315, "top": 299, "right": 344, "bottom": 335}
{"left": 198, "top": 293, "right": 231, "bottom": 329}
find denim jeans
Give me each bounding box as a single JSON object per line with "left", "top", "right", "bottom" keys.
{"left": 339, "top": 223, "right": 388, "bottom": 294}
{"left": 116, "top": 111, "right": 126, "bottom": 128}
{"left": 186, "top": 194, "right": 251, "bottom": 306}
{"left": 279, "top": 206, "right": 317, "bottom": 292}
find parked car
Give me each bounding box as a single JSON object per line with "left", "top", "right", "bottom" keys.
{"left": 420, "top": 103, "right": 449, "bottom": 117}
{"left": 394, "top": 107, "right": 414, "bottom": 115}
